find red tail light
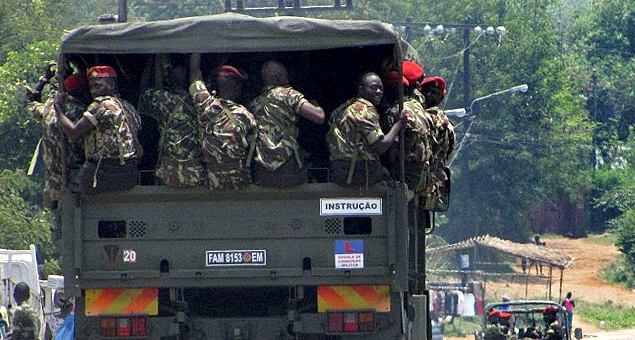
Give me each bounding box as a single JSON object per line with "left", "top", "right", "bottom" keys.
{"left": 327, "top": 312, "right": 344, "bottom": 333}
{"left": 100, "top": 318, "right": 117, "bottom": 337}
{"left": 343, "top": 312, "right": 358, "bottom": 332}
{"left": 117, "top": 318, "right": 131, "bottom": 337}
{"left": 358, "top": 311, "right": 375, "bottom": 332}
{"left": 100, "top": 316, "right": 147, "bottom": 337}
{"left": 327, "top": 311, "right": 375, "bottom": 334}
{"left": 131, "top": 317, "right": 147, "bottom": 336}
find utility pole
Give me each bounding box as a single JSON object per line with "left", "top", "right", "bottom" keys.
{"left": 118, "top": 0, "right": 127, "bottom": 22}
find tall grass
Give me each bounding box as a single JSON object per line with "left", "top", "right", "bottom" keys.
{"left": 576, "top": 299, "right": 635, "bottom": 330}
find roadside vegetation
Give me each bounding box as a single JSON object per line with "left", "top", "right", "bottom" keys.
{"left": 1, "top": 0, "right": 635, "bottom": 281}
{"left": 441, "top": 316, "right": 482, "bottom": 338}
{"left": 577, "top": 299, "right": 635, "bottom": 330}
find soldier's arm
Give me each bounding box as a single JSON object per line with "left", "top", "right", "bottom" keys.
{"left": 298, "top": 101, "right": 325, "bottom": 124}
{"left": 189, "top": 53, "right": 203, "bottom": 84}
{"left": 372, "top": 118, "right": 404, "bottom": 155}
{"left": 56, "top": 93, "right": 95, "bottom": 140}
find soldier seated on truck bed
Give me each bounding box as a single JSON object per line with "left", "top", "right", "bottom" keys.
{"left": 249, "top": 60, "right": 325, "bottom": 188}
{"left": 327, "top": 72, "right": 405, "bottom": 188}
{"left": 139, "top": 55, "right": 206, "bottom": 188}
{"left": 189, "top": 53, "right": 257, "bottom": 190}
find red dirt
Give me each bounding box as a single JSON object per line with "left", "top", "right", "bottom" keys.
{"left": 446, "top": 235, "right": 635, "bottom": 339}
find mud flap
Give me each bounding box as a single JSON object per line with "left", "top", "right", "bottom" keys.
{"left": 410, "top": 294, "right": 427, "bottom": 340}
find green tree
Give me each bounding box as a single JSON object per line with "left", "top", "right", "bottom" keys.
{"left": 0, "top": 169, "right": 58, "bottom": 277}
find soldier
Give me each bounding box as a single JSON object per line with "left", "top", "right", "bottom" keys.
{"left": 11, "top": 282, "right": 40, "bottom": 340}
{"left": 381, "top": 61, "right": 434, "bottom": 196}
{"left": 249, "top": 60, "right": 325, "bottom": 187}
{"left": 189, "top": 53, "right": 257, "bottom": 190}
{"left": 57, "top": 65, "right": 142, "bottom": 194}
{"left": 139, "top": 58, "right": 205, "bottom": 187}
{"left": 419, "top": 76, "right": 455, "bottom": 210}
{"left": 484, "top": 310, "right": 506, "bottom": 340}
{"left": 327, "top": 72, "right": 405, "bottom": 188}
{"left": 24, "top": 63, "right": 91, "bottom": 209}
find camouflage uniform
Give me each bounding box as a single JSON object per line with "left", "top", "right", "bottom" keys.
{"left": 83, "top": 95, "right": 141, "bottom": 163}
{"left": 25, "top": 91, "right": 86, "bottom": 202}
{"left": 423, "top": 106, "right": 455, "bottom": 210}
{"left": 190, "top": 80, "right": 256, "bottom": 190}
{"left": 327, "top": 98, "right": 389, "bottom": 187}
{"left": 140, "top": 89, "right": 205, "bottom": 187}
{"left": 328, "top": 98, "right": 384, "bottom": 162}
{"left": 11, "top": 301, "right": 40, "bottom": 340}
{"left": 484, "top": 324, "right": 507, "bottom": 340}
{"left": 249, "top": 85, "right": 308, "bottom": 171}
{"left": 382, "top": 97, "right": 434, "bottom": 193}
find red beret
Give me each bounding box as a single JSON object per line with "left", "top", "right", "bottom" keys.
{"left": 402, "top": 61, "right": 424, "bottom": 84}
{"left": 421, "top": 76, "right": 447, "bottom": 95}
{"left": 488, "top": 310, "right": 500, "bottom": 316}
{"left": 219, "top": 65, "right": 247, "bottom": 80}
{"left": 543, "top": 307, "right": 557, "bottom": 314}
{"left": 64, "top": 74, "right": 88, "bottom": 92}
{"left": 499, "top": 312, "right": 511, "bottom": 318}
{"left": 87, "top": 66, "right": 117, "bottom": 79}
{"left": 383, "top": 71, "right": 409, "bottom": 88}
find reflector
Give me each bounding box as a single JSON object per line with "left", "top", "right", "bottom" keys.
{"left": 100, "top": 317, "right": 117, "bottom": 337}
{"left": 327, "top": 312, "right": 344, "bottom": 333}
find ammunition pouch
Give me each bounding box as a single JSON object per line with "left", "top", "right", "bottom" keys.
{"left": 71, "top": 160, "right": 138, "bottom": 195}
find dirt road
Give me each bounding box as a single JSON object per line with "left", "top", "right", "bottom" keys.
{"left": 446, "top": 236, "right": 635, "bottom": 339}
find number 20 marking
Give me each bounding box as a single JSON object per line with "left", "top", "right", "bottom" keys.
{"left": 123, "top": 249, "right": 137, "bottom": 263}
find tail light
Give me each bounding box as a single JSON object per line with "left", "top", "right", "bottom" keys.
{"left": 118, "top": 318, "right": 131, "bottom": 337}
{"left": 100, "top": 318, "right": 117, "bottom": 337}
{"left": 100, "top": 316, "right": 147, "bottom": 337}
{"left": 131, "top": 316, "right": 147, "bottom": 336}
{"left": 327, "top": 311, "right": 375, "bottom": 334}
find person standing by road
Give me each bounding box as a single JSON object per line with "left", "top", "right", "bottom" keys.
{"left": 562, "top": 291, "right": 575, "bottom": 336}
{"left": 11, "top": 282, "right": 41, "bottom": 340}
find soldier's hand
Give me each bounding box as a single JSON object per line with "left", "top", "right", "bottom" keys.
{"left": 399, "top": 110, "right": 411, "bottom": 123}
{"left": 438, "top": 115, "right": 449, "bottom": 131}
{"left": 44, "top": 62, "right": 57, "bottom": 80}
{"left": 24, "top": 86, "right": 41, "bottom": 103}
{"left": 54, "top": 92, "right": 65, "bottom": 113}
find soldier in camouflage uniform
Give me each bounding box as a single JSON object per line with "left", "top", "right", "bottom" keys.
{"left": 249, "top": 60, "right": 325, "bottom": 187}
{"left": 24, "top": 63, "right": 91, "bottom": 209}
{"left": 11, "top": 282, "right": 40, "bottom": 340}
{"left": 380, "top": 61, "right": 434, "bottom": 195}
{"left": 419, "top": 77, "right": 455, "bottom": 210}
{"left": 139, "top": 60, "right": 205, "bottom": 187}
{"left": 58, "top": 65, "right": 142, "bottom": 192}
{"left": 327, "top": 72, "right": 405, "bottom": 188}
{"left": 189, "top": 53, "right": 257, "bottom": 190}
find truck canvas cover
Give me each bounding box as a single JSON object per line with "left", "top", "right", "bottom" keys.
{"left": 60, "top": 13, "right": 399, "bottom": 54}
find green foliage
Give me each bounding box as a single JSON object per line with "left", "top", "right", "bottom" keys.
{"left": 576, "top": 299, "right": 635, "bottom": 330}
{"left": 0, "top": 169, "right": 57, "bottom": 277}
{"left": 441, "top": 316, "right": 482, "bottom": 337}
{"left": 612, "top": 209, "right": 635, "bottom": 273}
{"left": 601, "top": 257, "right": 635, "bottom": 288}
{"left": 0, "top": 40, "right": 58, "bottom": 170}
{"left": 586, "top": 232, "right": 617, "bottom": 245}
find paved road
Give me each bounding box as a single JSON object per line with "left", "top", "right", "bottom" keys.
{"left": 583, "top": 328, "right": 635, "bottom": 339}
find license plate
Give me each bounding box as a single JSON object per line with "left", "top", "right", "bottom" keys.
{"left": 206, "top": 250, "right": 267, "bottom": 266}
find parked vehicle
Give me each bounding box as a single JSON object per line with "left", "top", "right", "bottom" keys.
{"left": 0, "top": 245, "right": 46, "bottom": 339}
{"left": 475, "top": 300, "right": 582, "bottom": 340}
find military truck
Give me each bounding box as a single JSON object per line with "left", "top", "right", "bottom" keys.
{"left": 58, "top": 13, "right": 434, "bottom": 340}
